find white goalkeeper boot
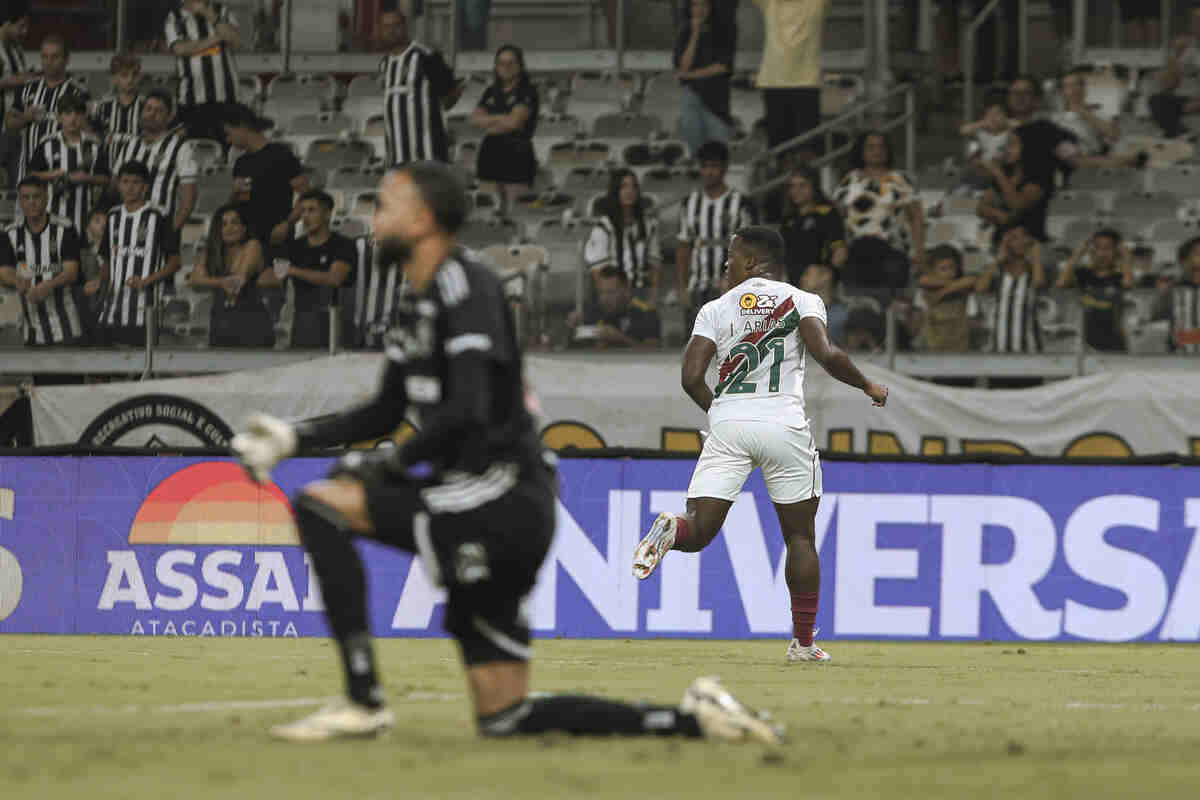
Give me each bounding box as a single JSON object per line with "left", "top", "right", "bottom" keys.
{"left": 269, "top": 700, "right": 395, "bottom": 742}
{"left": 786, "top": 630, "right": 832, "bottom": 663}
{"left": 681, "top": 676, "right": 784, "bottom": 746}
{"left": 632, "top": 512, "right": 677, "bottom": 579}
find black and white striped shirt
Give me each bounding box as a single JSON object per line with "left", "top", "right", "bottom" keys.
{"left": 380, "top": 42, "right": 456, "bottom": 164}
{"left": 12, "top": 77, "right": 91, "bottom": 179}
{"left": 27, "top": 133, "right": 109, "bottom": 235}
{"left": 1, "top": 217, "right": 84, "bottom": 345}
{"left": 92, "top": 94, "right": 145, "bottom": 139}
{"left": 990, "top": 271, "right": 1041, "bottom": 353}
{"left": 108, "top": 130, "right": 198, "bottom": 219}
{"left": 583, "top": 213, "right": 662, "bottom": 290}
{"left": 678, "top": 188, "right": 755, "bottom": 292}
{"left": 99, "top": 203, "right": 180, "bottom": 328}
{"left": 0, "top": 40, "right": 28, "bottom": 119}
{"left": 353, "top": 237, "right": 404, "bottom": 350}
{"left": 164, "top": 3, "right": 239, "bottom": 107}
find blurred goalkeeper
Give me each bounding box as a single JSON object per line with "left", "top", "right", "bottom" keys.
{"left": 232, "top": 161, "right": 782, "bottom": 745}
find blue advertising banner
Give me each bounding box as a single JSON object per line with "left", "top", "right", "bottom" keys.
{"left": 1, "top": 457, "right": 1198, "bottom": 642}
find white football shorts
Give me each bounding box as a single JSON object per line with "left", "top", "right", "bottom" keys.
{"left": 687, "top": 419, "right": 822, "bottom": 504}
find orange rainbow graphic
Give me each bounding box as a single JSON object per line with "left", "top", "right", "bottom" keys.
{"left": 128, "top": 462, "right": 299, "bottom": 545}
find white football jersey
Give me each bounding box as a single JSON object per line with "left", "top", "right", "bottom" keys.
{"left": 691, "top": 276, "right": 827, "bottom": 428}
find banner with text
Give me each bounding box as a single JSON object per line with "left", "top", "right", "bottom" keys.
{"left": 27, "top": 354, "right": 1200, "bottom": 457}
{"left": 1, "top": 457, "right": 1198, "bottom": 642}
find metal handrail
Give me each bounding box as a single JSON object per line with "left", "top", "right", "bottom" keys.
{"left": 962, "top": 0, "right": 1004, "bottom": 125}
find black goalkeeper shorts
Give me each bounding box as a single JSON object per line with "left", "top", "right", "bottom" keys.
{"left": 358, "top": 462, "right": 557, "bottom": 665}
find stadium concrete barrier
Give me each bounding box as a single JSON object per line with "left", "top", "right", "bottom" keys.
{"left": 1, "top": 456, "right": 1198, "bottom": 643}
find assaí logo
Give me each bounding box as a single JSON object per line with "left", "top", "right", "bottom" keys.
{"left": 96, "top": 462, "right": 323, "bottom": 637}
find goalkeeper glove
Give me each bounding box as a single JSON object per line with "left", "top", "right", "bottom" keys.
{"left": 230, "top": 412, "right": 297, "bottom": 483}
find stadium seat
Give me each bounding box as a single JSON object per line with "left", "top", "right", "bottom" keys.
{"left": 937, "top": 192, "right": 980, "bottom": 217}
{"left": 1059, "top": 218, "right": 1100, "bottom": 248}
{"left": 1068, "top": 167, "right": 1142, "bottom": 192}
{"left": 565, "top": 72, "right": 635, "bottom": 130}
{"left": 268, "top": 73, "right": 338, "bottom": 108}
{"left": 346, "top": 73, "right": 383, "bottom": 98}
{"left": 535, "top": 113, "right": 583, "bottom": 140}
{"left": 458, "top": 218, "right": 520, "bottom": 250}
{"left": 620, "top": 140, "right": 687, "bottom": 168}
{"left": 569, "top": 70, "right": 637, "bottom": 105}
{"left": 349, "top": 191, "right": 378, "bottom": 218}
{"left": 547, "top": 140, "right": 612, "bottom": 169}
{"left": 238, "top": 74, "right": 264, "bottom": 107}
{"left": 1110, "top": 191, "right": 1182, "bottom": 225}
{"left": 1050, "top": 191, "right": 1100, "bottom": 217}
{"left": 1148, "top": 217, "right": 1196, "bottom": 240}
{"left": 332, "top": 216, "right": 369, "bottom": 238}
{"left": 509, "top": 190, "right": 575, "bottom": 226}
{"left": 189, "top": 139, "right": 225, "bottom": 173}
{"left": 290, "top": 112, "right": 352, "bottom": 137}
{"left": 194, "top": 174, "right": 233, "bottom": 216}
{"left": 1147, "top": 165, "right": 1199, "bottom": 197}
{"left": 469, "top": 188, "right": 501, "bottom": 220}
{"left": 327, "top": 166, "right": 376, "bottom": 191}
{"left": 304, "top": 139, "right": 373, "bottom": 173}
{"left": 561, "top": 166, "right": 611, "bottom": 197}
{"left": 915, "top": 164, "right": 963, "bottom": 193}
{"left": 180, "top": 215, "right": 211, "bottom": 248}
{"left": 591, "top": 112, "right": 660, "bottom": 142}
{"left": 640, "top": 167, "right": 698, "bottom": 205}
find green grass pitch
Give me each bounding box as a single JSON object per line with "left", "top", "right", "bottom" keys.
{"left": 2, "top": 637, "right": 1198, "bottom": 799}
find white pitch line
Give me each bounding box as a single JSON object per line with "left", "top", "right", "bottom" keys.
{"left": 12, "top": 692, "right": 463, "bottom": 717}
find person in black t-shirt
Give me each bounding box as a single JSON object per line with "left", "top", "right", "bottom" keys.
{"left": 673, "top": 0, "right": 735, "bottom": 156}
{"left": 469, "top": 44, "right": 539, "bottom": 215}
{"left": 257, "top": 190, "right": 355, "bottom": 349}
{"left": 778, "top": 164, "right": 846, "bottom": 286}
{"left": 1055, "top": 226, "right": 1134, "bottom": 352}
{"left": 977, "top": 129, "right": 1052, "bottom": 244}
{"left": 568, "top": 265, "right": 661, "bottom": 348}
{"left": 223, "top": 103, "right": 309, "bottom": 249}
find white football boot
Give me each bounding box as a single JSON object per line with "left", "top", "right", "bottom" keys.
{"left": 681, "top": 676, "right": 785, "bottom": 746}
{"left": 786, "top": 630, "right": 832, "bottom": 663}
{"left": 269, "top": 700, "right": 396, "bottom": 742}
{"left": 632, "top": 512, "right": 677, "bottom": 579}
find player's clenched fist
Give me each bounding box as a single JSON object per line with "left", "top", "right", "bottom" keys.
{"left": 231, "top": 413, "right": 297, "bottom": 483}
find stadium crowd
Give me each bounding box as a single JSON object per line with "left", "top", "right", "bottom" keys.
{"left": 0, "top": 1, "right": 1197, "bottom": 360}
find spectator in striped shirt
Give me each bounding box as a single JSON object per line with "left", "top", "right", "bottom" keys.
{"left": 0, "top": 176, "right": 85, "bottom": 346}
{"left": 676, "top": 139, "right": 756, "bottom": 331}
{"left": 107, "top": 89, "right": 199, "bottom": 231}
{"left": 378, "top": 8, "right": 464, "bottom": 165}
{"left": 27, "top": 94, "right": 110, "bottom": 236}
{"left": 4, "top": 34, "right": 90, "bottom": 183}
{"left": 165, "top": 1, "right": 241, "bottom": 144}
{"left": 88, "top": 160, "right": 182, "bottom": 347}
{"left": 0, "top": 11, "right": 35, "bottom": 186}
{"left": 583, "top": 168, "right": 662, "bottom": 305}
{"left": 91, "top": 53, "right": 144, "bottom": 142}
{"left": 975, "top": 225, "right": 1045, "bottom": 355}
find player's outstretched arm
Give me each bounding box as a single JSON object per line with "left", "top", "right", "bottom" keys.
{"left": 681, "top": 334, "right": 717, "bottom": 413}
{"left": 292, "top": 359, "right": 410, "bottom": 451}
{"left": 797, "top": 317, "right": 888, "bottom": 407}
